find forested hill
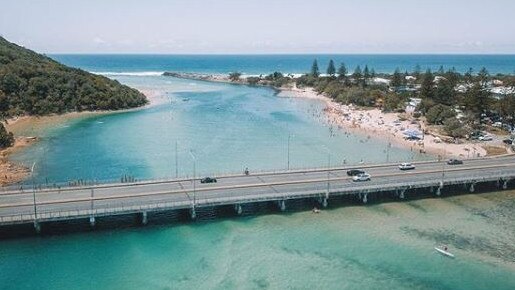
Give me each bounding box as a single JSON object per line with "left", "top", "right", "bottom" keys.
{"left": 0, "top": 37, "right": 147, "bottom": 118}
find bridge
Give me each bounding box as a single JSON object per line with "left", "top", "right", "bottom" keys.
{"left": 1, "top": 155, "right": 514, "bottom": 233}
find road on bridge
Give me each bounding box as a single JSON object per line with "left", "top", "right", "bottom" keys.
{"left": 1, "top": 155, "right": 515, "bottom": 222}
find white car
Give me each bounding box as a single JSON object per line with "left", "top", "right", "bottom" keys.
{"left": 399, "top": 162, "right": 415, "bottom": 170}
{"left": 478, "top": 135, "right": 493, "bottom": 141}
{"left": 352, "top": 173, "right": 371, "bottom": 182}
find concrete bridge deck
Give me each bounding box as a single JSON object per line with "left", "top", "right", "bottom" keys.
{"left": 1, "top": 155, "right": 514, "bottom": 230}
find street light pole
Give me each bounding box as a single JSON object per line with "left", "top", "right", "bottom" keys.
{"left": 175, "top": 140, "right": 178, "bottom": 178}
{"left": 189, "top": 150, "right": 196, "bottom": 206}
{"left": 287, "top": 134, "right": 290, "bottom": 170}
{"left": 31, "top": 162, "right": 37, "bottom": 220}
{"left": 327, "top": 153, "right": 331, "bottom": 194}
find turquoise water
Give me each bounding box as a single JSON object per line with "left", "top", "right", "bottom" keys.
{"left": 2, "top": 56, "right": 514, "bottom": 289}
{"left": 13, "top": 75, "right": 428, "bottom": 184}
{"left": 1, "top": 191, "right": 514, "bottom": 289}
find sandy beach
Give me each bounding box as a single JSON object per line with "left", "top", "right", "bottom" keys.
{"left": 278, "top": 85, "right": 489, "bottom": 158}
{"left": 166, "top": 72, "right": 498, "bottom": 159}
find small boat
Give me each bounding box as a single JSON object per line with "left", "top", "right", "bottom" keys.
{"left": 435, "top": 247, "right": 455, "bottom": 258}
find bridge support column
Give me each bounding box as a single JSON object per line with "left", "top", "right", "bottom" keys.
{"left": 469, "top": 183, "right": 475, "bottom": 193}
{"left": 190, "top": 208, "right": 197, "bottom": 220}
{"left": 321, "top": 197, "right": 328, "bottom": 208}
{"left": 503, "top": 180, "right": 509, "bottom": 190}
{"left": 34, "top": 221, "right": 41, "bottom": 234}
{"left": 362, "top": 193, "right": 368, "bottom": 204}
{"left": 234, "top": 204, "right": 243, "bottom": 215}
{"left": 436, "top": 187, "right": 442, "bottom": 196}
{"left": 399, "top": 189, "right": 406, "bottom": 200}
{"left": 89, "top": 216, "right": 96, "bottom": 228}
{"left": 141, "top": 211, "right": 148, "bottom": 225}
{"left": 278, "top": 200, "right": 286, "bottom": 212}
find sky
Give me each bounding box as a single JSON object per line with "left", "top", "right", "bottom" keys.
{"left": 1, "top": 0, "right": 514, "bottom": 54}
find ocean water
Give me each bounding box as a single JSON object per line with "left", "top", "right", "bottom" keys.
{"left": 51, "top": 54, "right": 515, "bottom": 75}
{"left": 2, "top": 55, "right": 514, "bottom": 289}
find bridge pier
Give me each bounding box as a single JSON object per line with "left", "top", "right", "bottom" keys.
{"left": 278, "top": 200, "right": 286, "bottom": 212}
{"left": 321, "top": 197, "right": 328, "bottom": 208}
{"left": 34, "top": 221, "right": 41, "bottom": 234}
{"left": 469, "top": 183, "right": 476, "bottom": 193}
{"left": 362, "top": 193, "right": 368, "bottom": 204}
{"left": 190, "top": 208, "right": 197, "bottom": 220}
{"left": 141, "top": 211, "right": 148, "bottom": 225}
{"left": 234, "top": 204, "right": 243, "bottom": 215}
{"left": 399, "top": 189, "right": 406, "bottom": 200}
{"left": 503, "top": 180, "right": 509, "bottom": 190}
{"left": 89, "top": 216, "right": 96, "bottom": 228}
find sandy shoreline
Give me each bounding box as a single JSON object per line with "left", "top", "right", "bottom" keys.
{"left": 167, "top": 72, "right": 493, "bottom": 158}
{"left": 277, "top": 86, "right": 488, "bottom": 158}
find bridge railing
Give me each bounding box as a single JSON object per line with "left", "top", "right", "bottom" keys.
{"left": 1, "top": 169, "right": 513, "bottom": 225}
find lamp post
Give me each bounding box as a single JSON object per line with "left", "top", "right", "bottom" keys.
{"left": 287, "top": 134, "right": 294, "bottom": 170}
{"left": 189, "top": 150, "right": 196, "bottom": 206}
{"left": 31, "top": 162, "right": 37, "bottom": 220}
{"left": 175, "top": 140, "right": 178, "bottom": 178}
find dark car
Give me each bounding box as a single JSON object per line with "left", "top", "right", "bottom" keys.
{"left": 200, "top": 177, "right": 217, "bottom": 184}
{"left": 447, "top": 159, "right": 463, "bottom": 165}
{"left": 502, "top": 139, "right": 513, "bottom": 145}
{"left": 346, "top": 169, "right": 365, "bottom": 176}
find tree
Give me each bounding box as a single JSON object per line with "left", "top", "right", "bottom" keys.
{"left": 420, "top": 69, "right": 435, "bottom": 99}
{"left": 0, "top": 123, "right": 14, "bottom": 149}
{"left": 337, "top": 63, "right": 350, "bottom": 86}
{"left": 437, "top": 65, "right": 445, "bottom": 75}
{"left": 425, "top": 104, "right": 456, "bottom": 125}
{"left": 391, "top": 68, "right": 403, "bottom": 89}
{"left": 477, "top": 67, "right": 489, "bottom": 87}
{"left": 363, "top": 65, "right": 371, "bottom": 86}
{"left": 383, "top": 92, "right": 406, "bottom": 112}
{"left": 434, "top": 79, "right": 455, "bottom": 105}
{"left": 464, "top": 82, "right": 492, "bottom": 123}
{"left": 413, "top": 64, "right": 421, "bottom": 79}
{"left": 353, "top": 65, "right": 363, "bottom": 86}
{"left": 229, "top": 72, "right": 242, "bottom": 81}
{"left": 327, "top": 59, "right": 336, "bottom": 77}
{"left": 443, "top": 117, "right": 468, "bottom": 138}
{"left": 311, "top": 59, "right": 320, "bottom": 77}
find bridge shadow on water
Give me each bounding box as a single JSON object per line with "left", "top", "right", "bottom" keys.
{"left": 0, "top": 180, "right": 512, "bottom": 240}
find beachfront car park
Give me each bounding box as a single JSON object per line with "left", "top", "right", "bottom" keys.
{"left": 399, "top": 163, "right": 415, "bottom": 170}
{"left": 352, "top": 173, "right": 371, "bottom": 182}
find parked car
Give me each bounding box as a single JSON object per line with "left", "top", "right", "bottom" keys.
{"left": 447, "top": 159, "right": 463, "bottom": 165}
{"left": 347, "top": 169, "right": 366, "bottom": 176}
{"left": 479, "top": 135, "right": 493, "bottom": 141}
{"left": 200, "top": 177, "right": 217, "bottom": 184}
{"left": 352, "top": 173, "right": 371, "bottom": 182}
{"left": 502, "top": 139, "right": 513, "bottom": 145}
{"left": 399, "top": 162, "right": 415, "bottom": 170}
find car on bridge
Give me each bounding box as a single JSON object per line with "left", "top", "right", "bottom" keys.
{"left": 347, "top": 169, "right": 366, "bottom": 176}
{"left": 352, "top": 173, "right": 371, "bottom": 182}
{"left": 447, "top": 159, "right": 463, "bottom": 165}
{"left": 200, "top": 177, "right": 217, "bottom": 184}
{"left": 399, "top": 162, "right": 415, "bottom": 170}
